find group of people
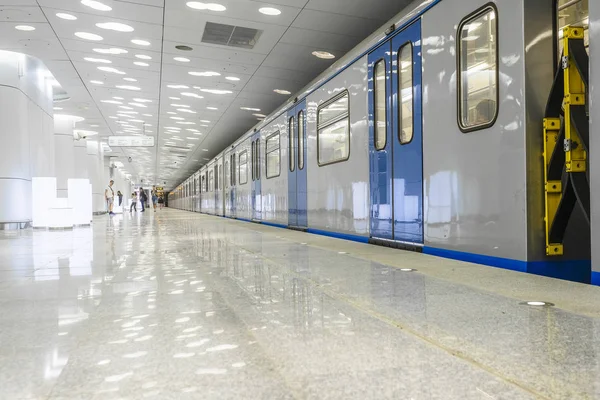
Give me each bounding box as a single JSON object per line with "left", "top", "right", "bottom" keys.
{"left": 105, "top": 180, "right": 164, "bottom": 216}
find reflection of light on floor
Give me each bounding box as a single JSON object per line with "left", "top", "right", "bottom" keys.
{"left": 58, "top": 310, "right": 89, "bottom": 326}
{"left": 44, "top": 348, "right": 68, "bottom": 380}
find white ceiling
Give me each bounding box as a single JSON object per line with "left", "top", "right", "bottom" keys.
{"left": 0, "top": 0, "right": 412, "bottom": 189}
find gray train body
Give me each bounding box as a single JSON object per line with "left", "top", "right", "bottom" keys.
{"left": 169, "top": 0, "right": 594, "bottom": 283}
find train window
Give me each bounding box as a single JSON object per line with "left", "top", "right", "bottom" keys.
{"left": 225, "top": 160, "right": 229, "bottom": 188}
{"left": 298, "top": 111, "right": 305, "bottom": 170}
{"left": 239, "top": 151, "right": 248, "bottom": 185}
{"left": 457, "top": 5, "right": 498, "bottom": 132}
{"left": 256, "top": 139, "right": 260, "bottom": 179}
{"left": 266, "top": 131, "right": 280, "bottom": 179}
{"left": 209, "top": 170, "right": 214, "bottom": 192}
{"left": 289, "top": 116, "right": 295, "bottom": 172}
{"left": 317, "top": 91, "right": 350, "bottom": 166}
{"left": 218, "top": 164, "right": 222, "bottom": 190}
{"left": 251, "top": 141, "right": 256, "bottom": 181}
{"left": 215, "top": 166, "right": 218, "bottom": 191}
{"left": 231, "top": 154, "right": 236, "bottom": 186}
{"left": 557, "top": 0, "right": 589, "bottom": 56}
{"left": 398, "top": 44, "right": 414, "bottom": 144}
{"left": 374, "top": 59, "right": 387, "bottom": 150}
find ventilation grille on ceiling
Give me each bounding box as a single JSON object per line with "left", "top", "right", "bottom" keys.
{"left": 202, "top": 22, "right": 262, "bottom": 49}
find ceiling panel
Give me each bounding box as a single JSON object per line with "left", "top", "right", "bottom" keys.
{"left": 305, "top": 0, "right": 414, "bottom": 21}
{"left": 292, "top": 9, "right": 383, "bottom": 38}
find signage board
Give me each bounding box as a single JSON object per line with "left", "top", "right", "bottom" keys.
{"left": 108, "top": 136, "right": 155, "bottom": 147}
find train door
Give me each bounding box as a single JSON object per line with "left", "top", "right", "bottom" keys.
{"left": 287, "top": 100, "right": 308, "bottom": 228}
{"left": 368, "top": 20, "right": 423, "bottom": 245}
{"left": 251, "top": 131, "right": 262, "bottom": 221}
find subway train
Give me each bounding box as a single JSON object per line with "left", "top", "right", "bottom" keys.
{"left": 170, "top": 0, "right": 593, "bottom": 283}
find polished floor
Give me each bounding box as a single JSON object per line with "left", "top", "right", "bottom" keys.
{"left": 2, "top": 209, "right": 600, "bottom": 399}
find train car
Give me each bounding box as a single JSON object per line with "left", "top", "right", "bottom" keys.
{"left": 170, "top": 0, "right": 592, "bottom": 282}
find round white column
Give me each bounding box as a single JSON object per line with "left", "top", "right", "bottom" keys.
{"left": 73, "top": 137, "right": 88, "bottom": 180}
{"left": 54, "top": 117, "right": 76, "bottom": 198}
{"left": 87, "top": 140, "right": 106, "bottom": 214}
{"left": 0, "top": 50, "right": 54, "bottom": 225}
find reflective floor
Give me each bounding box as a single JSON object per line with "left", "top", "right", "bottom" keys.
{"left": 2, "top": 209, "right": 600, "bottom": 399}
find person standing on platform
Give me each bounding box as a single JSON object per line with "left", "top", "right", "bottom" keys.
{"left": 139, "top": 188, "right": 147, "bottom": 212}
{"left": 117, "top": 191, "right": 123, "bottom": 207}
{"left": 151, "top": 186, "right": 158, "bottom": 212}
{"left": 158, "top": 195, "right": 164, "bottom": 209}
{"left": 130, "top": 192, "right": 137, "bottom": 212}
{"left": 105, "top": 180, "right": 115, "bottom": 216}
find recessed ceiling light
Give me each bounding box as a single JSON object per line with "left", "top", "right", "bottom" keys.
{"left": 177, "top": 122, "right": 196, "bottom": 125}
{"left": 200, "top": 119, "right": 210, "bottom": 123}
{"left": 170, "top": 117, "right": 185, "bottom": 120}
{"left": 199, "top": 88, "right": 231, "bottom": 95}
{"left": 75, "top": 32, "right": 103, "bottom": 41}
{"left": 225, "top": 76, "right": 240, "bottom": 81}
{"left": 169, "top": 97, "right": 181, "bottom": 100}
{"left": 178, "top": 109, "right": 196, "bottom": 114}
{"left": 123, "top": 77, "right": 137, "bottom": 82}
{"left": 274, "top": 89, "right": 291, "bottom": 95}
{"left": 113, "top": 96, "right": 124, "bottom": 100}
{"left": 90, "top": 80, "right": 104, "bottom": 85}
{"left": 116, "top": 85, "right": 141, "bottom": 91}
{"left": 15, "top": 25, "right": 35, "bottom": 31}
{"left": 186, "top": 2, "right": 226, "bottom": 12}
{"left": 241, "top": 107, "right": 261, "bottom": 111}
{"left": 54, "top": 114, "right": 85, "bottom": 122}
{"left": 253, "top": 113, "right": 266, "bottom": 118}
{"left": 206, "top": 106, "right": 218, "bottom": 110}
{"left": 56, "top": 13, "right": 77, "bottom": 20}
{"left": 133, "top": 98, "right": 152, "bottom": 103}
{"left": 129, "top": 103, "right": 147, "bottom": 108}
{"left": 312, "top": 50, "right": 335, "bottom": 59}
{"left": 400, "top": 268, "right": 415, "bottom": 272}
{"left": 135, "top": 54, "right": 152, "bottom": 60}
{"left": 167, "top": 85, "right": 189, "bottom": 89}
{"left": 131, "top": 39, "right": 151, "bottom": 46}
{"left": 167, "top": 112, "right": 177, "bottom": 115}
{"left": 189, "top": 71, "right": 220, "bottom": 77}
{"left": 143, "top": 113, "right": 152, "bottom": 117}
{"left": 174, "top": 57, "right": 190, "bottom": 62}
{"left": 84, "top": 57, "right": 111, "bottom": 63}
{"left": 96, "top": 22, "right": 134, "bottom": 32}
{"left": 259, "top": 7, "right": 281, "bottom": 16}
{"left": 134, "top": 62, "right": 149, "bottom": 67}
{"left": 81, "top": 0, "right": 112, "bottom": 11}
{"left": 98, "top": 66, "right": 125, "bottom": 74}
{"left": 94, "top": 47, "right": 128, "bottom": 55}
{"left": 90, "top": 124, "right": 99, "bottom": 127}
{"left": 101, "top": 100, "right": 122, "bottom": 104}
{"left": 53, "top": 107, "right": 63, "bottom": 110}
{"left": 181, "top": 92, "right": 203, "bottom": 99}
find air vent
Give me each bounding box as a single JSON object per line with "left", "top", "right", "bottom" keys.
{"left": 202, "top": 22, "right": 262, "bottom": 49}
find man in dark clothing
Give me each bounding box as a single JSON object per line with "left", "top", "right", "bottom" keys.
{"left": 139, "top": 189, "right": 147, "bottom": 212}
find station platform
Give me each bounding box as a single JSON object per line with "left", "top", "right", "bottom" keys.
{"left": 1, "top": 209, "right": 599, "bottom": 399}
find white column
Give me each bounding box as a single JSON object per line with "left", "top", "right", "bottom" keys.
{"left": 590, "top": 3, "right": 600, "bottom": 280}
{"left": 0, "top": 50, "right": 54, "bottom": 224}
{"left": 87, "top": 140, "right": 105, "bottom": 214}
{"left": 54, "top": 117, "right": 75, "bottom": 198}
{"left": 73, "top": 137, "right": 88, "bottom": 180}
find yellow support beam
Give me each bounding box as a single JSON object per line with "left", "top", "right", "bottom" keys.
{"left": 543, "top": 118, "right": 563, "bottom": 256}
{"left": 562, "top": 26, "right": 587, "bottom": 174}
